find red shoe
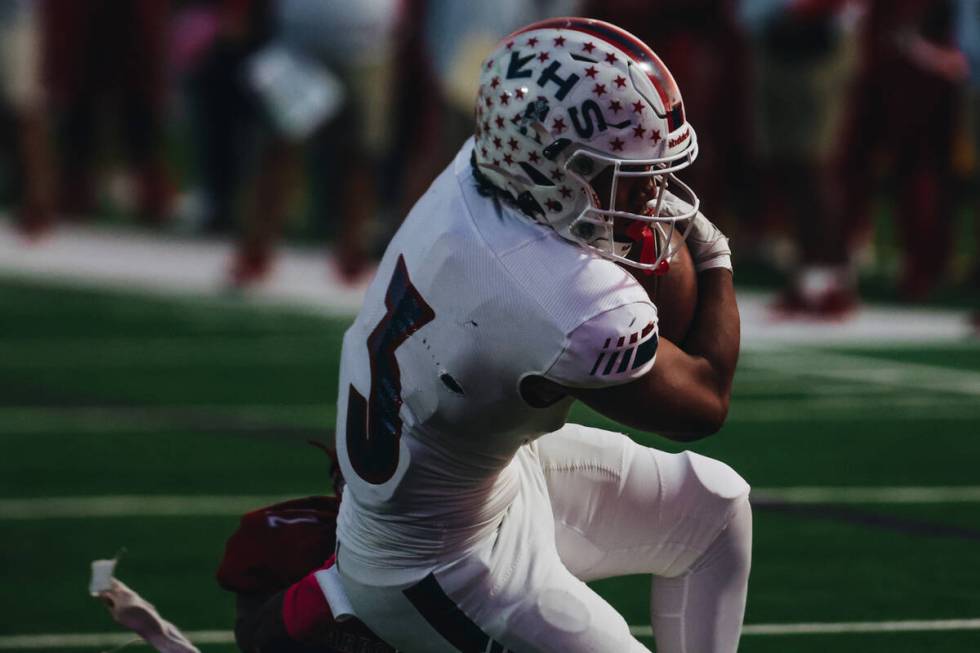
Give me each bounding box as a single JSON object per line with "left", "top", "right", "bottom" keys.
{"left": 770, "top": 285, "right": 858, "bottom": 320}
{"left": 15, "top": 207, "right": 54, "bottom": 241}
{"left": 330, "top": 249, "right": 376, "bottom": 287}
{"left": 137, "top": 165, "right": 176, "bottom": 226}
{"left": 771, "top": 266, "right": 859, "bottom": 320}
{"left": 228, "top": 250, "right": 272, "bottom": 288}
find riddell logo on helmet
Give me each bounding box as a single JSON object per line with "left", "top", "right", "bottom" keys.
{"left": 668, "top": 129, "right": 690, "bottom": 148}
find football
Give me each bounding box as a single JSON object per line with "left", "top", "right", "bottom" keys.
{"left": 625, "top": 228, "right": 698, "bottom": 343}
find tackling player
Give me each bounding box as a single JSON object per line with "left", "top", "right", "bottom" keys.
{"left": 334, "top": 18, "right": 750, "bottom": 653}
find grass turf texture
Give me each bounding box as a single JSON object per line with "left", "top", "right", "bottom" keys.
{"left": 1, "top": 276, "right": 979, "bottom": 652}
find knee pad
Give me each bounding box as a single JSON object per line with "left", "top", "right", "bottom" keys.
{"left": 689, "top": 493, "right": 753, "bottom": 578}
{"left": 655, "top": 452, "right": 750, "bottom": 577}
{"left": 685, "top": 451, "right": 750, "bottom": 502}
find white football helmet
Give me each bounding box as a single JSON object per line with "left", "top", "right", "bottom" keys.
{"left": 473, "top": 17, "right": 700, "bottom": 272}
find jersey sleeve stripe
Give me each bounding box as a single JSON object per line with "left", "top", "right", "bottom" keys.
{"left": 589, "top": 352, "right": 607, "bottom": 376}
{"left": 602, "top": 351, "right": 621, "bottom": 376}
{"left": 616, "top": 347, "right": 635, "bottom": 374}
{"left": 632, "top": 333, "right": 658, "bottom": 369}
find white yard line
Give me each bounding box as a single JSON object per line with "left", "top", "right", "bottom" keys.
{"left": 631, "top": 618, "right": 980, "bottom": 638}
{"left": 752, "top": 486, "right": 980, "bottom": 504}
{"left": 729, "top": 396, "right": 980, "bottom": 422}
{"left": 0, "top": 630, "right": 234, "bottom": 650}
{"left": 742, "top": 349, "right": 980, "bottom": 396}
{"left": 3, "top": 619, "right": 980, "bottom": 649}
{"left": 0, "top": 337, "right": 332, "bottom": 368}
{"left": 2, "top": 487, "right": 980, "bottom": 520}
{"left": 0, "top": 495, "right": 294, "bottom": 519}
{"left": 0, "top": 404, "right": 332, "bottom": 435}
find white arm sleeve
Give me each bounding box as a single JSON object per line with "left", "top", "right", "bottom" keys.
{"left": 544, "top": 301, "right": 659, "bottom": 389}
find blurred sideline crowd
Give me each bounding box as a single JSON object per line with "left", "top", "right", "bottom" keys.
{"left": 1, "top": 0, "right": 979, "bottom": 317}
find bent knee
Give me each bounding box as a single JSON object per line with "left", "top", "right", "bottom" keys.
{"left": 690, "top": 494, "right": 753, "bottom": 578}
{"left": 505, "top": 584, "right": 643, "bottom": 652}
{"left": 685, "top": 451, "right": 750, "bottom": 502}
{"left": 653, "top": 451, "right": 750, "bottom": 577}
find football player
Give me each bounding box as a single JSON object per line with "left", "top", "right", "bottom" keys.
{"left": 334, "top": 18, "right": 750, "bottom": 653}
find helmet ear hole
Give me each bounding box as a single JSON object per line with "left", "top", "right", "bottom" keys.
{"left": 568, "top": 156, "right": 595, "bottom": 177}
{"left": 516, "top": 191, "right": 545, "bottom": 218}
{"left": 572, "top": 222, "right": 595, "bottom": 240}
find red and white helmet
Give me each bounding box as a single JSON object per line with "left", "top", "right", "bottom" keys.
{"left": 473, "top": 17, "right": 699, "bottom": 272}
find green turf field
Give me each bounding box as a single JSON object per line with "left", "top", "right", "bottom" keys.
{"left": 1, "top": 276, "right": 979, "bottom": 652}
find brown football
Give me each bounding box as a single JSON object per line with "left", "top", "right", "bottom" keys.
{"left": 623, "top": 229, "right": 698, "bottom": 343}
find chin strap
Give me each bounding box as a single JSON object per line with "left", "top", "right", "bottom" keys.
{"left": 624, "top": 221, "right": 667, "bottom": 276}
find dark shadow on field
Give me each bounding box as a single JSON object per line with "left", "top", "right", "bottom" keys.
{"left": 753, "top": 497, "right": 980, "bottom": 542}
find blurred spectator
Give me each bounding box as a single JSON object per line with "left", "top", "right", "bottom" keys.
{"left": 584, "top": 0, "right": 756, "bottom": 237}
{"left": 834, "top": 0, "right": 966, "bottom": 301}
{"left": 0, "top": 0, "right": 53, "bottom": 237}
{"left": 228, "top": 0, "right": 400, "bottom": 287}
{"left": 393, "top": 0, "right": 582, "bottom": 221}
{"left": 741, "top": 0, "right": 858, "bottom": 317}
{"left": 41, "top": 0, "right": 173, "bottom": 224}
{"left": 179, "top": 0, "right": 273, "bottom": 235}
{"left": 954, "top": 0, "right": 980, "bottom": 327}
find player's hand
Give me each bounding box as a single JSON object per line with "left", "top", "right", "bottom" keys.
{"left": 659, "top": 191, "right": 732, "bottom": 273}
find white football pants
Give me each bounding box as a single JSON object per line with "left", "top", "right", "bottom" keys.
{"left": 337, "top": 423, "right": 752, "bottom": 652}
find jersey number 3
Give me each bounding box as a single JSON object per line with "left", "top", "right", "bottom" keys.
{"left": 347, "top": 255, "right": 435, "bottom": 484}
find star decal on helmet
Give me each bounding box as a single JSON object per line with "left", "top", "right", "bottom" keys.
{"left": 527, "top": 37, "right": 539, "bottom": 47}
{"left": 559, "top": 186, "right": 572, "bottom": 198}
{"left": 650, "top": 129, "right": 661, "bottom": 143}
{"left": 528, "top": 151, "right": 540, "bottom": 163}
{"left": 515, "top": 87, "right": 526, "bottom": 99}
{"left": 537, "top": 52, "right": 550, "bottom": 63}
{"left": 500, "top": 92, "right": 510, "bottom": 105}
{"left": 550, "top": 168, "right": 564, "bottom": 181}
{"left": 495, "top": 116, "right": 505, "bottom": 129}
{"left": 593, "top": 83, "right": 606, "bottom": 97}
{"left": 631, "top": 100, "right": 644, "bottom": 113}
{"left": 582, "top": 41, "right": 595, "bottom": 53}
{"left": 506, "top": 41, "right": 515, "bottom": 50}
{"left": 504, "top": 153, "right": 514, "bottom": 165}
{"left": 610, "top": 137, "right": 625, "bottom": 151}
{"left": 508, "top": 138, "right": 519, "bottom": 151}
{"left": 553, "top": 36, "right": 566, "bottom": 47}
{"left": 604, "top": 52, "right": 617, "bottom": 64}
{"left": 632, "top": 124, "right": 646, "bottom": 138}
{"left": 493, "top": 136, "right": 502, "bottom": 149}
{"left": 585, "top": 66, "right": 598, "bottom": 79}
{"left": 545, "top": 199, "right": 562, "bottom": 212}
{"left": 490, "top": 77, "right": 500, "bottom": 89}
{"left": 609, "top": 100, "right": 622, "bottom": 113}
{"left": 552, "top": 117, "right": 566, "bottom": 134}
{"left": 614, "top": 76, "right": 627, "bottom": 88}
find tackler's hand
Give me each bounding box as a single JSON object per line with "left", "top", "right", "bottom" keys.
{"left": 659, "top": 191, "right": 732, "bottom": 274}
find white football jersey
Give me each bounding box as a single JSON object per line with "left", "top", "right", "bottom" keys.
{"left": 336, "top": 139, "right": 659, "bottom": 576}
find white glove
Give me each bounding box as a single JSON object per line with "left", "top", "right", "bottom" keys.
{"left": 659, "top": 191, "right": 732, "bottom": 273}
